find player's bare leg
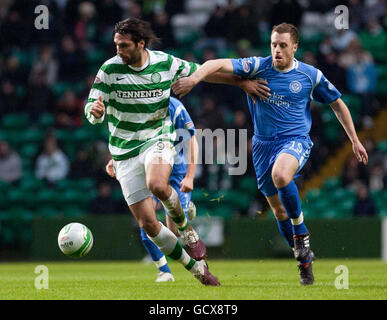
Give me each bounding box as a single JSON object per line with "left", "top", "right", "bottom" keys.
{"left": 166, "top": 215, "right": 179, "bottom": 237}
{"left": 146, "top": 158, "right": 207, "bottom": 261}
{"left": 129, "top": 197, "right": 219, "bottom": 286}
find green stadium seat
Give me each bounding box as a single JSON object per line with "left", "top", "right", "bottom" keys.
{"left": 238, "top": 176, "right": 258, "bottom": 197}
{"left": 73, "top": 127, "right": 95, "bottom": 143}
{"left": 0, "top": 193, "right": 6, "bottom": 210}
{"left": 52, "top": 82, "right": 71, "bottom": 97}
{"left": 341, "top": 94, "right": 361, "bottom": 123}
{"left": 61, "top": 206, "right": 87, "bottom": 218}
{"left": 312, "top": 197, "right": 331, "bottom": 215}
{"left": 8, "top": 207, "right": 34, "bottom": 221}
{"left": 211, "top": 206, "right": 234, "bottom": 219}
{"left": 0, "top": 210, "right": 10, "bottom": 220}
{"left": 76, "top": 178, "right": 96, "bottom": 190}
{"left": 0, "top": 129, "right": 9, "bottom": 142}
{"left": 331, "top": 188, "right": 355, "bottom": 202}
{"left": 221, "top": 189, "right": 251, "bottom": 210}
{"left": 54, "top": 128, "right": 73, "bottom": 143}
{"left": 304, "top": 188, "right": 321, "bottom": 202}
{"left": 375, "top": 79, "right": 387, "bottom": 95}
{"left": 324, "top": 125, "right": 342, "bottom": 142}
{"left": 260, "top": 30, "right": 271, "bottom": 44}
{"left": 1, "top": 113, "right": 30, "bottom": 130}
{"left": 19, "top": 177, "right": 45, "bottom": 192}
{"left": 191, "top": 188, "right": 212, "bottom": 202}
{"left": 112, "top": 187, "right": 124, "bottom": 201}
{"left": 376, "top": 141, "right": 387, "bottom": 154}
{"left": 322, "top": 176, "right": 341, "bottom": 191}
{"left": 0, "top": 180, "right": 10, "bottom": 193}
{"left": 359, "top": 31, "right": 387, "bottom": 62}
{"left": 37, "top": 113, "right": 55, "bottom": 129}
{"left": 19, "top": 143, "right": 40, "bottom": 159}
{"left": 0, "top": 224, "right": 16, "bottom": 244}
{"left": 38, "top": 206, "right": 60, "bottom": 218}
{"left": 36, "top": 188, "right": 59, "bottom": 206}
{"left": 60, "top": 189, "right": 82, "bottom": 205}
{"left": 299, "top": 32, "right": 323, "bottom": 54}
{"left": 337, "top": 198, "right": 355, "bottom": 217}
{"left": 7, "top": 189, "right": 27, "bottom": 206}
{"left": 195, "top": 205, "right": 210, "bottom": 217}
{"left": 320, "top": 206, "right": 341, "bottom": 219}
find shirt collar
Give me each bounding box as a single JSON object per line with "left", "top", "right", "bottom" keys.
{"left": 273, "top": 58, "right": 297, "bottom": 73}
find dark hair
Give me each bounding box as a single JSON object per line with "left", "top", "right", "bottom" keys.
{"left": 272, "top": 23, "right": 299, "bottom": 43}
{"left": 113, "top": 18, "right": 160, "bottom": 48}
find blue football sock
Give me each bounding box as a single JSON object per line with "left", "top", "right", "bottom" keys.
{"left": 276, "top": 218, "right": 294, "bottom": 248}
{"left": 140, "top": 228, "right": 171, "bottom": 273}
{"left": 277, "top": 180, "right": 308, "bottom": 235}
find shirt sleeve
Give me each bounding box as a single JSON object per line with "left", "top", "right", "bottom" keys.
{"left": 312, "top": 70, "right": 341, "bottom": 104}
{"left": 84, "top": 65, "right": 111, "bottom": 124}
{"left": 170, "top": 55, "right": 201, "bottom": 82}
{"left": 231, "top": 56, "right": 261, "bottom": 78}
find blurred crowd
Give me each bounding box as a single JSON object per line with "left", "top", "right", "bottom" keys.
{"left": 0, "top": 0, "right": 386, "bottom": 217}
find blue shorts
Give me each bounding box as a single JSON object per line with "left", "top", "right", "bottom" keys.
{"left": 153, "top": 174, "right": 192, "bottom": 220}
{"left": 252, "top": 135, "right": 313, "bottom": 197}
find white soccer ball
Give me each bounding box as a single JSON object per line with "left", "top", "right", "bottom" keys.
{"left": 58, "top": 223, "right": 93, "bottom": 258}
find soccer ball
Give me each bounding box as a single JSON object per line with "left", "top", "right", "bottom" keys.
{"left": 58, "top": 223, "right": 93, "bottom": 258}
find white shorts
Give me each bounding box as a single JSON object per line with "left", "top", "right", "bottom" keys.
{"left": 113, "top": 141, "right": 175, "bottom": 206}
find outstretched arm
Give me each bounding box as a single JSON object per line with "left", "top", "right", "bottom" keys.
{"left": 330, "top": 98, "right": 368, "bottom": 165}
{"left": 171, "top": 59, "right": 234, "bottom": 98}
{"left": 172, "top": 59, "right": 270, "bottom": 101}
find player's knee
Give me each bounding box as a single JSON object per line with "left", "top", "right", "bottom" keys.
{"left": 147, "top": 179, "right": 169, "bottom": 199}
{"left": 139, "top": 218, "right": 159, "bottom": 237}
{"left": 272, "top": 170, "right": 291, "bottom": 188}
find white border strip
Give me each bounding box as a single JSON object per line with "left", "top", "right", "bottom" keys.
{"left": 382, "top": 218, "right": 387, "bottom": 260}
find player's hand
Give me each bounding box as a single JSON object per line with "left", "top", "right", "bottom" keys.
{"left": 105, "top": 159, "right": 115, "bottom": 178}
{"left": 89, "top": 95, "right": 105, "bottom": 119}
{"left": 180, "top": 176, "right": 194, "bottom": 193}
{"left": 352, "top": 140, "right": 368, "bottom": 165}
{"left": 240, "top": 78, "right": 271, "bottom": 103}
{"left": 171, "top": 77, "right": 196, "bottom": 99}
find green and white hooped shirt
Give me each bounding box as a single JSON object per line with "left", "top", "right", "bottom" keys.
{"left": 85, "top": 49, "right": 199, "bottom": 161}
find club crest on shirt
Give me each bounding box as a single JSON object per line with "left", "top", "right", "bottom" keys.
{"left": 289, "top": 80, "right": 302, "bottom": 93}
{"left": 325, "top": 79, "right": 334, "bottom": 90}
{"left": 151, "top": 72, "right": 161, "bottom": 84}
{"left": 242, "top": 59, "right": 251, "bottom": 73}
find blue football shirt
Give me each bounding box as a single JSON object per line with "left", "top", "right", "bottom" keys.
{"left": 168, "top": 97, "right": 196, "bottom": 177}
{"left": 231, "top": 56, "right": 341, "bottom": 137}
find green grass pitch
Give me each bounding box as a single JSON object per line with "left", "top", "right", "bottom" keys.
{"left": 0, "top": 259, "right": 385, "bottom": 300}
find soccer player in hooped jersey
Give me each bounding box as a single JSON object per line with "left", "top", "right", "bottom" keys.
{"left": 172, "top": 23, "right": 369, "bottom": 285}
{"left": 84, "top": 18, "right": 218, "bottom": 286}
{"left": 106, "top": 97, "right": 198, "bottom": 282}
{"left": 85, "top": 18, "right": 269, "bottom": 286}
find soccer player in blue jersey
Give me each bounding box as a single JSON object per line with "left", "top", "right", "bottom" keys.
{"left": 172, "top": 23, "right": 369, "bottom": 285}
{"left": 106, "top": 96, "right": 199, "bottom": 282}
